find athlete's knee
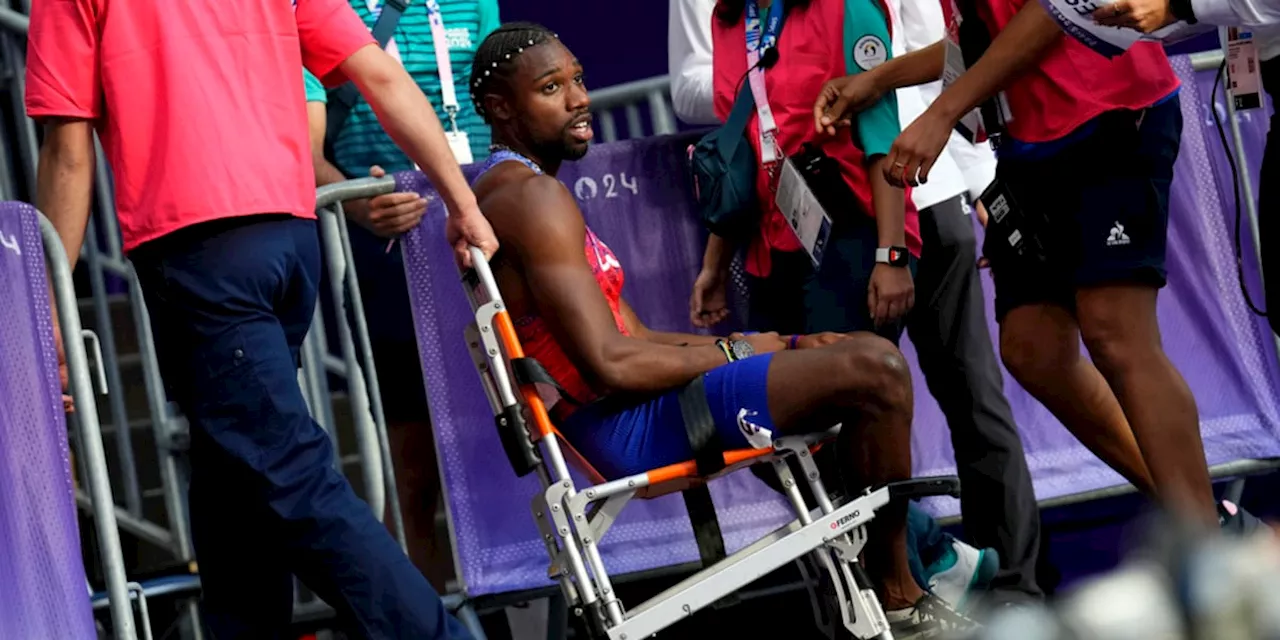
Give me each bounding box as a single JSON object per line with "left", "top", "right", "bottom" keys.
{"left": 830, "top": 335, "right": 912, "bottom": 412}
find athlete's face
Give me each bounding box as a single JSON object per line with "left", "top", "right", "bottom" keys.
{"left": 507, "top": 40, "right": 592, "bottom": 162}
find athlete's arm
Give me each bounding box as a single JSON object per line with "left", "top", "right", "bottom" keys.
{"left": 487, "top": 175, "right": 774, "bottom": 394}
{"left": 618, "top": 299, "right": 723, "bottom": 347}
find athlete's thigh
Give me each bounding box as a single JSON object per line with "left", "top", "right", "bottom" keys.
{"left": 763, "top": 333, "right": 909, "bottom": 432}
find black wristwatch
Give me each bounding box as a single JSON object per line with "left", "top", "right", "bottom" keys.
{"left": 1168, "top": 0, "right": 1197, "bottom": 23}
{"left": 875, "top": 246, "right": 910, "bottom": 268}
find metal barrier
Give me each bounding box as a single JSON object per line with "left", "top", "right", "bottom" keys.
{"left": 588, "top": 75, "right": 678, "bottom": 142}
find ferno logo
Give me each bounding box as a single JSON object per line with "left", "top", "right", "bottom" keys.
{"left": 829, "top": 510, "right": 861, "bottom": 530}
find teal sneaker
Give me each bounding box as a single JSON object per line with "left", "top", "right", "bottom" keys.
{"left": 924, "top": 540, "right": 1001, "bottom": 612}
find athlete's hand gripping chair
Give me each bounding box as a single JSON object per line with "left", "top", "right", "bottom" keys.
{"left": 458, "top": 247, "right": 961, "bottom": 640}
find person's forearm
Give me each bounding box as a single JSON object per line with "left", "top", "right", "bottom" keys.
{"left": 642, "top": 330, "right": 723, "bottom": 347}
{"left": 596, "top": 338, "right": 731, "bottom": 393}
{"left": 869, "top": 156, "right": 907, "bottom": 248}
{"left": 870, "top": 41, "right": 946, "bottom": 94}
{"left": 929, "top": 1, "right": 1061, "bottom": 125}
{"left": 360, "top": 68, "right": 479, "bottom": 217}
{"left": 702, "top": 234, "right": 735, "bottom": 274}
{"left": 35, "top": 122, "right": 95, "bottom": 271}
{"left": 313, "top": 154, "right": 349, "bottom": 187}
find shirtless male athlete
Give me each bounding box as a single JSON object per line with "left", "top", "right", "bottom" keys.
{"left": 462, "top": 21, "right": 977, "bottom": 638}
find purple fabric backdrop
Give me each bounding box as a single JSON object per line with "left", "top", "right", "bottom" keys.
{"left": 0, "top": 203, "right": 97, "bottom": 638}
{"left": 399, "top": 55, "right": 1280, "bottom": 597}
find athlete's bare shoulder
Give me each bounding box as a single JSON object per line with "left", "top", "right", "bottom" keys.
{"left": 474, "top": 161, "right": 584, "bottom": 254}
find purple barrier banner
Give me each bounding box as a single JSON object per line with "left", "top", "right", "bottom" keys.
{"left": 399, "top": 55, "right": 1280, "bottom": 597}
{"left": 0, "top": 203, "right": 97, "bottom": 638}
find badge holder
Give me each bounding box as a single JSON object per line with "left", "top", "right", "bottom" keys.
{"left": 1225, "top": 27, "right": 1262, "bottom": 111}
{"left": 978, "top": 178, "right": 1048, "bottom": 268}
{"left": 775, "top": 154, "right": 834, "bottom": 270}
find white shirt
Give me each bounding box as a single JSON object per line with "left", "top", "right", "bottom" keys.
{"left": 668, "top": 0, "right": 720, "bottom": 125}
{"left": 1191, "top": 0, "right": 1280, "bottom": 28}
{"left": 884, "top": 0, "right": 998, "bottom": 209}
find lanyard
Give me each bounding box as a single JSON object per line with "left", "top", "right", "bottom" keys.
{"left": 745, "top": 0, "right": 784, "bottom": 164}
{"left": 368, "top": 0, "right": 460, "bottom": 132}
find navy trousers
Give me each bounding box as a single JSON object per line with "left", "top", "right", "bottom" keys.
{"left": 131, "top": 215, "right": 470, "bottom": 640}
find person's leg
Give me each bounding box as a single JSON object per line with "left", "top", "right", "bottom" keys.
{"left": 1071, "top": 96, "right": 1216, "bottom": 525}
{"left": 762, "top": 336, "right": 923, "bottom": 610}
{"left": 998, "top": 304, "right": 1155, "bottom": 494}
{"left": 137, "top": 216, "right": 471, "bottom": 639}
{"left": 133, "top": 246, "right": 294, "bottom": 639}
{"left": 1260, "top": 56, "right": 1279, "bottom": 337}
{"left": 908, "top": 196, "right": 1039, "bottom": 603}
{"left": 984, "top": 141, "right": 1157, "bottom": 498}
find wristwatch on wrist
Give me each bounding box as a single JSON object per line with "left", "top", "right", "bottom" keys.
{"left": 875, "top": 246, "right": 910, "bottom": 268}
{"left": 715, "top": 338, "right": 755, "bottom": 363}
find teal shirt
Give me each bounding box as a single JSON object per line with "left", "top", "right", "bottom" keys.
{"left": 303, "top": 69, "right": 327, "bottom": 104}
{"left": 333, "top": 0, "right": 501, "bottom": 175}
{"left": 842, "top": 0, "right": 899, "bottom": 158}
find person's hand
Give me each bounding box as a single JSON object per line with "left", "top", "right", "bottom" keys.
{"left": 795, "top": 332, "right": 852, "bottom": 349}
{"left": 446, "top": 202, "right": 499, "bottom": 268}
{"left": 868, "top": 264, "right": 915, "bottom": 327}
{"left": 345, "top": 165, "right": 429, "bottom": 239}
{"left": 813, "top": 74, "right": 885, "bottom": 136}
{"left": 729, "top": 331, "right": 788, "bottom": 355}
{"left": 51, "top": 307, "right": 74, "bottom": 414}
{"left": 884, "top": 111, "right": 954, "bottom": 188}
{"left": 690, "top": 267, "right": 730, "bottom": 328}
{"left": 1092, "top": 0, "right": 1178, "bottom": 33}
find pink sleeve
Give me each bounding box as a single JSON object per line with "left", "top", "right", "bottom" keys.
{"left": 25, "top": 0, "right": 100, "bottom": 120}
{"left": 295, "top": 0, "right": 376, "bottom": 87}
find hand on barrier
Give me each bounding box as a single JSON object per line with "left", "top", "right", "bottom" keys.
{"left": 869, "top": 263, "right": 915, "bottom": 328}
{"left": 346, "top": 165, "right": 429, "bottom": 239}
{"left": 813, "top": 74, "right": 885, "bottom": 136}
{"left": 49, "top": 291, "right": 75, "bottom": 414}
{"left": 1090, "top": 0, "right": 1177, "bottom": 34}
{"left": 690, "top": 267, "right": 730, "bottom": 328}
{"left": 448, "top": 205, "right": 499, "bottom": 269}
{"left": 884, "top": 109, "right": 953, "bottom": 188}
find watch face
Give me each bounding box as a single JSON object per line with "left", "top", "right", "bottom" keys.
{"left": 731, "top": 340, "right": 755, "bottom": 360}
{"left": 889, "top": 247, "right": 908, "bottom": 266}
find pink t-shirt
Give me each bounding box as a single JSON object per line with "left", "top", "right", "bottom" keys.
{"left": 25, "top": 0, "right": 375, "bottom": 253}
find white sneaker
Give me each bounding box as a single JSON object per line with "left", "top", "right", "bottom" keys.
{"left": 925, "top": 539, "right": 1000, "bottom": 613}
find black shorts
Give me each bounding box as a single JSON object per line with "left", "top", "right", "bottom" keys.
{"left": 984, "top": 94, "right": 1183, "bottom": 321}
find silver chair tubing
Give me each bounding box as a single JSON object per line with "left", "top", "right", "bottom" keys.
{"left": 40, "top": 212, "right": 137, "bottom": 640}
{"left": 315, "top": 175, "right": 407, "bottom": 549}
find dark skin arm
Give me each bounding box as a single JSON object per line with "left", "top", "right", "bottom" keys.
{"left": 618, "top": 298, "right": 722, "bottom": 347}
{"left": 484, "top": 171, "right": 781, "bottom": 394}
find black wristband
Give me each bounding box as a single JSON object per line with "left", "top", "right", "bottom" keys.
{"left": 1168, "top": 0, "right": 1197, "bottom": 23}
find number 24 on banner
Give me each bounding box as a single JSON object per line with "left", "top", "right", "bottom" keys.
{"left": 574, "top": 173, "right": 639, "bottom": 201}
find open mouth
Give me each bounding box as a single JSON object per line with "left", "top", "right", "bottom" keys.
{"left": 568, "top": 115, "right": 594, "bottom": 142}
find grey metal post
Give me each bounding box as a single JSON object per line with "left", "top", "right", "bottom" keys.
{"left": 84, "top": 216, "right": 143, "bottom": 515}
{"left": 40, "top": 213, "right": 136, "bottom": 640}
{"left": 2, "top": 32, "right": 38, "bottom": 198}
{"left": 335, "top": 201, "right": 407, "bottom": 550}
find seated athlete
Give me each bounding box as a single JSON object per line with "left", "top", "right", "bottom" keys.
{"left": 466, "top": 22, "right": 976, "bottom": 638}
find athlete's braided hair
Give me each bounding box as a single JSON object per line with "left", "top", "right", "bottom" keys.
{"left": 470, "top": 22, "right": 560, "bottom": 123}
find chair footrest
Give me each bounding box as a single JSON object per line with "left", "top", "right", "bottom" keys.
{"left": 883, "top": 476, "right": 961, "bottom": 502}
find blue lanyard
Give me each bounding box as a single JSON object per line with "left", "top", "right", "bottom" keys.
{"left": 745, "top": 0, "right": 784, "bottom": 55}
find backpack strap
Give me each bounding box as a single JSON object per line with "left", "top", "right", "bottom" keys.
{"left": 324, "top": 0, "right": 412, "bottom": 166}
